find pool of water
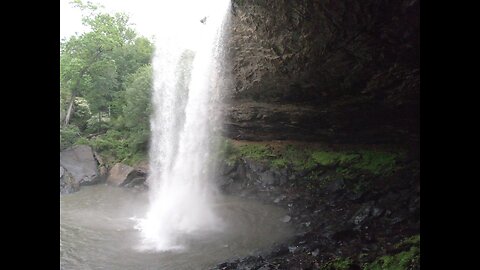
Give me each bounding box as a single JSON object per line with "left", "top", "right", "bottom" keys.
{"left": 60, "top": 185, "right": 293, "bottom": 270}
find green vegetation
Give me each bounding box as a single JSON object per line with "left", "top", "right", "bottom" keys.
{"left": 321, "top": 257, "right": 353, "bottom": 270}
{"left": 352, "top": 150, "right": 399, "bottom": 176}
{"left": 312, "top": 151, "right": 359, "bottom": 167}
{"left": 363, "top": 234, "right": 420, "bottom": 270}
{"left": 60, "top": 1, "right": 154, "bottom": 165}
{"left": 277, "top": 145, "right": 317, "bottom": 170}
{"left": 363, "top": 247, "right": 419, "bottom": 270}
{"left": 237, "top": 144, "right": 276, "bottom": 160}
{"left": 316, "top": 235, "right": 420, "bottom": 270}
{"left": 217, "top": 139, "right": 240, "bottom": 166}
{"left": 220, "top": 139, "right": 404, "bottom": 177}
{"left": 60, "top": 125, "right": 81, "bottom": 150}
{"left": 394, "top": 234, "right": 420, "bottom": 249}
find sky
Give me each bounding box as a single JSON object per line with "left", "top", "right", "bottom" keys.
{"left": 60, "top": 0, "right": 163, "bottom": 40}
{"left": 60, "top": 0, "right": 228, "bottom": 42}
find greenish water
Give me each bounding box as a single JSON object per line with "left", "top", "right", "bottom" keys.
{"left": 60, "top": 185, "right": 293, "bottom": 270}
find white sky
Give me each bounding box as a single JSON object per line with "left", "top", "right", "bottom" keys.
{"left": 60, "top": 0, "right": 228, "bottom": 42}
{"left": 60, "top": 0, "right": 165, "bottom": 40}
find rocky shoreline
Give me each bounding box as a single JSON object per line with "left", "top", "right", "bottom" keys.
{"left": 211, "top": 142, "right": 420, "bottom": 269}
{"left": 60, "top": 145, "right": 147, "bottom": 195}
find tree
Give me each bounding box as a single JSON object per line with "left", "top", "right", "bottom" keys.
{"left": 122, "top": 64, "right": 153, "bottom": 152}
{"left": 60, "top": 1, "right": 155, "bottom": 159}
{"left": 60, "top": 0, "right": 154, "bottom": 128}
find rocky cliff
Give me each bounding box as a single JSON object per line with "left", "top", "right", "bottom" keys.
{"left": 224, "top": 0, "right": 419, "bottom": 143}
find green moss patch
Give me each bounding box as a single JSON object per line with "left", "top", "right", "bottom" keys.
{"left": 364, "top": 234, "right": 420, "bottom": 270}
{"left": 321, "top": 257, "right": 354, "bottom": 270}
{"left": 363, "top": 246, "right": 419, "bottom": 270}
{"left": 219, "top": 139, "right": 405, "bottom": 177}
{"left": 352, "top": 150, "right": 399, "bottom": 176}
{"left": 394, "top": 234, "right": 420, "bottom": 249}
{"left": 237, "top": 144, "right": 277, "bottom": 160}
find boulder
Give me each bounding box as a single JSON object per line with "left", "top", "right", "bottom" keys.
{"left": 93, "top": 151, "right": 108, "bottom": 180}
{"left": 107, "top": 163, "right": 135, "bottom": 186}
{"left": 258, "top": 170, "right": 276, "bottom": 186}
{"left": 122, "top": 169, "right": 148, "bottom": 188}
{"left": 107, "top": 163, "right": 147, "bottom": 187}
{"left": 60, "top": 165, "right": 79, "bottom": 194}
{"left": 60, "top": 145, "right": 101, "bottom": 186}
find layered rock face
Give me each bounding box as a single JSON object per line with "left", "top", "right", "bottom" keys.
{"left": 224, "top": 0, "right": 419, "bottom": 143}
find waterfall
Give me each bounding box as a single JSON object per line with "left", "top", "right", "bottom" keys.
{"left": 134, "top": 0, "right": 231, "bottom": 251}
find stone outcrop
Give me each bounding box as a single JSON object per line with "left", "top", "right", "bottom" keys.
{"left": 106, "top": 163, "right": 147, "bottom": 188}
{"left": 60, "top": 145, "right": 102, "bottom": 186}
{"left": 224, "top": 0, "right": 419, "bottom": 143}
{"left": 60, "top": 165, "right": 79, "bottom": 194}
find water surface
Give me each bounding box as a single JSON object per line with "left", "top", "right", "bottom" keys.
{"left": 60, "top": 185, "right": 293, "bottom": 270}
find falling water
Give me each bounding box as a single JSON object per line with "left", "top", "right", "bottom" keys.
{"left": 135, "top": 0, "right": 231, "bottom": 251}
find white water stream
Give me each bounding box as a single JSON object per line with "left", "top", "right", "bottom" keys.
{"left": 135, "top": 0, "right": 232, "bottom": 251}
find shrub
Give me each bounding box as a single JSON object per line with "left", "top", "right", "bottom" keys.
{"left": 60, "top": 125, "right": 81, "bottom": 150}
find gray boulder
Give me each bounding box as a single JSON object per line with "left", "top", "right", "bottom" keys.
{"left": 60, "top": 145, "right": 101, "bottom": 186}
{"left": 60, "top": 165, "right": 79, "bottom": 194}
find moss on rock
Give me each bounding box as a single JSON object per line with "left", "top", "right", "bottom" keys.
{"left": 220, "top": 139, "right": 405, "bottom": 178}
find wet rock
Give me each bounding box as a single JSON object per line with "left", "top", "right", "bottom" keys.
{"left": 282, "top": 215, "right": 291, "bottom": 223}
{"left": 60, "top": 165, "right": 79, "bottom": 194}
{"left": 236, "top": 162, "right": 247, "bottom": 182}
{"left": 350, "top": 202, "right": 375, "bottom": 225}
{"left": 258, "top": 170, "right": 276, "bottom": 186}
{"left": 380, "top": 192, "right": 401, "bottom": 204}
{"left": 270, "top": 246, "right": 289, "bottom": 257}
{"left": 218, "top": 177, "right": 235, "bottom": 190}
{"left": 93, "top": 151, "right": 108, "bottom": 180}
{"left": 390, "top": 216, "right": 406, "bottom": 225}
{"left": 326, "top": 177, "right": 345, "bottom": 193}
{"left": 212, "top": 142, "right": 419, "bottom": 270}
{"left": 132, "top": 183, "right": 148, "bottom": 192}
{"left": 331, "top": 225, "right": 356, "bottom": 241}
{"left": 273, "top": 195, "right": 287, "bottom": 203}
{"left": 245, "top": 158, "right": 267, "bottom": 173}
{"left": 123, "top": 167, "right": 148, "bottom": 188}
{"left": 372, "top": 207, "right": 385, "bottom": 218}
{"left": 276, "top": 176, "right": 288, "bottom": 186}
{"left": 346, "top": 190, "right": 366, "bottom": 202}
{"left": 60, "top": 145, "right": 101, "bottom": 186}
{"left": 220, "top": 160, "right": 237, "bottom": 176}
{"left": 123, "top": 176, "right": 147, "bottom": 188}
{"left": 409, "top": 196, "right": 420, "bottom": 214}
{"left": 288, "top": 246, "right": 297, "bottom": 253}
{"left": 107, "top": 163, "right": 135, "bottom": 186}
{"left": 107, "top": 163, "right": 148, "bottom": 187}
